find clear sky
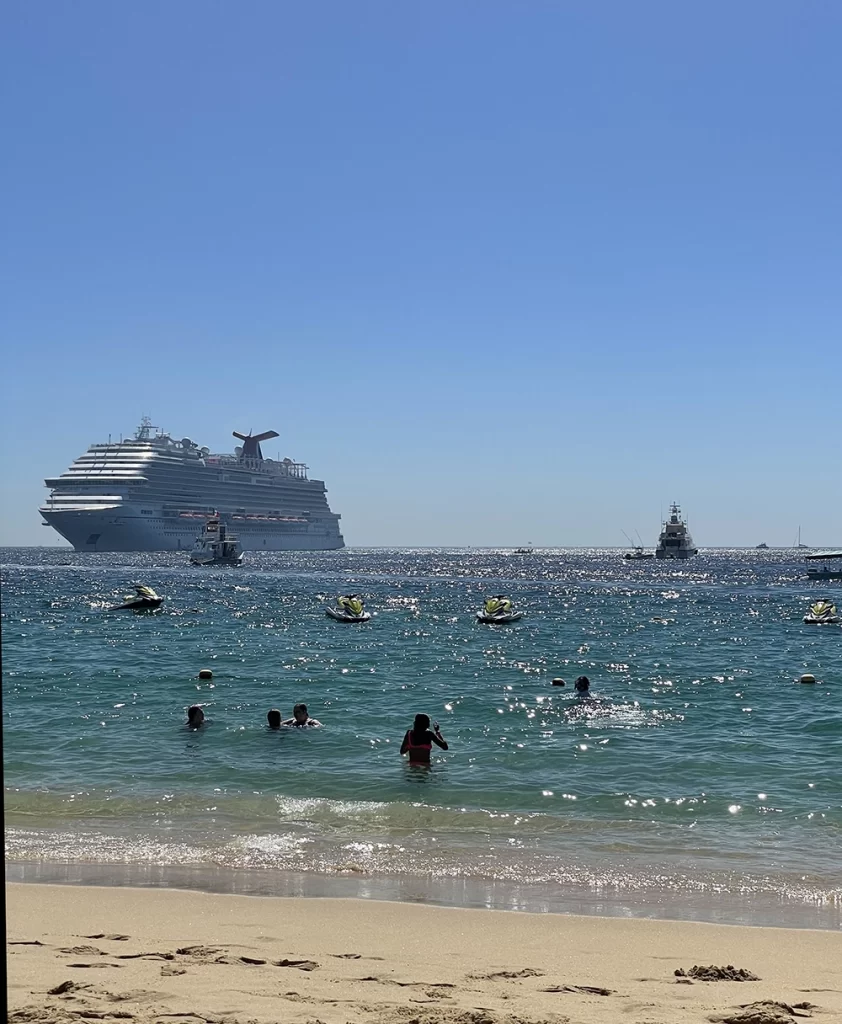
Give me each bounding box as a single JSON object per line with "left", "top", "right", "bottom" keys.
{"left": 1, "top": 2, "right": 840, "bottom": 547}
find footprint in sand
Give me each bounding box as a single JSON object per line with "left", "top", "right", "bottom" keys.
{"left": 59, "top": 946, "right": 107, "bottom": 957}
{"left": 213, "top": 955, "right": 267, "bottom": 966}
{"left": 358, "top": 976, "right": 456, "bottom": 991}
{"left": 713, "top": 1001, "right": 816, "bottom": 1024}
{"left": 541, "top": 984, "right": 614, "bottom": 996}
{"left": 48, "top": 981, "right": 92, "bottom": 995}
{"left": 331, "top": 953, "right": 386, "bottom": 961}
{"left": 83, "top": 934, "right": 131, "bottom": 942}
{"left": 471, "top": 968, "right": 545, "bottom": 981}
{"left": 272, "top": 958, "right": 319, "bottom": 971}
{"left": 67, "top": 963, "right": 122, "bottom": 970}
{"left": 103, "top": 989, "right": 162, "bottom": 1003}
{"left": 116, "top": 952, "right": 175, "bottom": 962}
{"left": 175, "top": 946, "right": 225, "bottom": 959}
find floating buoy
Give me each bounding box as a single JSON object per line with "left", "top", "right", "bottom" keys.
{"left": 198, "top": 669, "right": 213, "bottom": 680}
{"left": 799, "top": 673, "right": 817, "bottom": 685}
{"left": 551, "top": 678, "right": 566, "bottom": 687}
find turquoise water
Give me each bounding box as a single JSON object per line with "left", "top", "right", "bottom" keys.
{"left": 3, "top": 547, "right": 841, "bottom": 927}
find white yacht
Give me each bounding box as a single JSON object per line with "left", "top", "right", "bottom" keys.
{"left": 41, "top": 418, "right": 344, "bottom": 552}
{"left": 655, "top": 503, "right": 698, "bottom": 559}
{"left": 190, "top": 514, "right": 243, "bottom": 566}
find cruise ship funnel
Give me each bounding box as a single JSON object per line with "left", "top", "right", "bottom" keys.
{"left": 232, "top": 430, "right": 280, "bottom": 460}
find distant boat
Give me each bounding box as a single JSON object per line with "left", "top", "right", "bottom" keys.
{"left": 190, "top": 513, "right": 243, "bottom": 566}
{"left": 655, "top": 503, "right": 698, "bottom": 559}
{"left": 624, "top": 546, "right": 654, "bottom": 560}
{"left": 622, "top": 530, "right": 653, "bottom": 560}
{"left": 514, "top": 544, "right": 534, "bottom": 554}
{"left": 805, "top": 551, "right": 842, "bottom": 581}
{"left": 795, "top": 526, "right": 810, "bottom": 550}
{"left": 756, "top": 542, "right": 769, "bottom": 550}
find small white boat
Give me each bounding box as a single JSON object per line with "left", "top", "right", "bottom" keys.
{"left": 327, "top": 595, "right": 371, "bottom": 623}
{"left": 190, "top": 513, "right": 243, "bottom": 566}
{"left": 477, "top": 596, "right": 523, "bottom": 624}
{"left": 804, "top": 600, "right": 840, "bottom": 624}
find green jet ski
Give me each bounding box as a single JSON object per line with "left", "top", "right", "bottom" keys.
{"left": 326, "top": 594, "right": 371, "bottom": 623}
{"left": 477, "top": 595, "right": 523, "bottom": 624}
{"left": 803, "top": 600, "right": 840, "bottom": 624}
{"left": 113, "top": 585, "right": 163, "bottom": 612}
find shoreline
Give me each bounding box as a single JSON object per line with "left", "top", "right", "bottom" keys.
{"left": 7, "top": 881, "right": 842, "bottom": 1024}
{"left": 7, "top": 858, "right": 842, "bottom": 931}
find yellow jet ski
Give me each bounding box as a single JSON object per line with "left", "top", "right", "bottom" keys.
{"left": 113, "top": 585, "right": 163, "bottom": 611}
{"left": 477, "top": 595, "right": 523, "bottom": 624}
{"left": 326, "top": 594, "right": 371, "bottom": 623}
{"left": 803, "top": 600, "right": 840, "bottom": 624}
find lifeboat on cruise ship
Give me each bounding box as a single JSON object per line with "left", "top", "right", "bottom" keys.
{"left": 803, "top": 600, "right": 840, "bottom": 625}
{"left": 326, "top": 594, "right": 371, "bottom": 623}
{"left": 477, "top": 596, "right": 523, "bottom": 624}
{"left": 113, "top": 585, "right": 163, "bottom": 612}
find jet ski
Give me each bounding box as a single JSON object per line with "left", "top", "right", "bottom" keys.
{"left": 803, "top": 600, "right": 840, "bottom": 624}
{"left": 477, "top": 595, "right": 523, "bottom": 624}
{"left": 326, "top": 594, "right": 371, "bottom": 623}
{"left": 113, "top": 585, "right": 163, "bottom": 612}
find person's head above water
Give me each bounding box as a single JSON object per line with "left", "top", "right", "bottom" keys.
{"left": 413, "top": 713, "right": 431, "bottom": 732}
{"left": 574, "top": 676, "right": 590, "bottom": 693}
{"left": 284, "top": 702, "right": 322, "bottom": 727}
{"left": 267, "top": 708, "right": 282, "bottom": 729}
{"left": 186, "top": 705, "right": 205, "bottom": 726}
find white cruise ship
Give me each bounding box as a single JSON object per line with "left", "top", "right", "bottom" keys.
{"left": 40, "top": 418, "right": 344, "bottom": 552}
{"left": 654, "top": 502, "right": 698, "bottom": 559}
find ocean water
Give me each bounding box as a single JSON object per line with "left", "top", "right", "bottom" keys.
{"left": 3, "top": 547, "right": 841, "bottom": 928}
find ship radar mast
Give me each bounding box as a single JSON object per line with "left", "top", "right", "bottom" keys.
{"left": 135, "top": 416, "right": 157, "bottom": 441}
{"left": 669, "top": 502, "right": 682, "bottom": 524}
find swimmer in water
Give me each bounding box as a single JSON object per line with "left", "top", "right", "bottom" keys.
{"left": 267, "top": 708, "right": 282, "bottom": 730}
{"left": 283, "top": 703, "right": 322, "bottom": 728}
{"left": 186, "top": 705, "right": 205, "bottom": 728}
{"left": 574, "top": 676, "right": 591, "bottom": 695}
{"left": 400, "top": 714, "right": 448, "bottom": 765}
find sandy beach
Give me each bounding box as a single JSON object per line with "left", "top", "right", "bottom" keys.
{"left": 6, "top": 883, "right": 841, "bottom": 1024}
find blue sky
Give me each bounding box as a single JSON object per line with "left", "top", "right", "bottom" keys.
{"left": 1, "top": 2, "right": 840, "bottom": 547}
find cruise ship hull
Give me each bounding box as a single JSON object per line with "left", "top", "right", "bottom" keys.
{"left": 42, "top": 509, "right": 344, "bottom": 552}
